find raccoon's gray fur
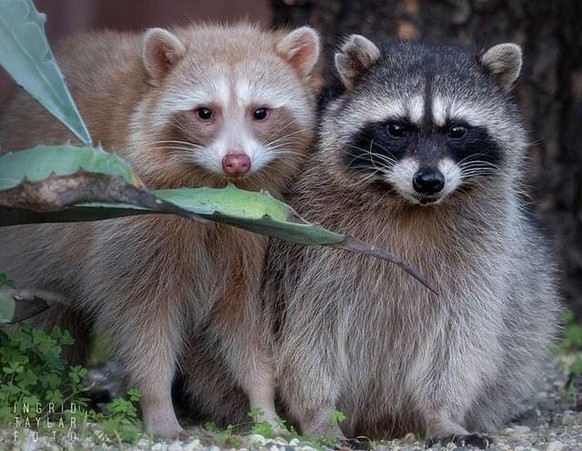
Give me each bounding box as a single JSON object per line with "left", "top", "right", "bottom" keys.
{"left": 266, "top": 36, "right": 561, "bottom": 445}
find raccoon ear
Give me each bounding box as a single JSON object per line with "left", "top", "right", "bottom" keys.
{"left": 335, "top": 35, "right": 381, "bottom": 90}
{"left": 480, "top": 43, "right": 522, "bottom": 92}
{"left": 276, "top": 26, "right": 320, "bottom": 78}
{"left": 142, "top": 28, "right": 186, "bottom": 81}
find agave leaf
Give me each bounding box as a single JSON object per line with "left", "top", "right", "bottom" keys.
{"left": 0, "top": 145, "right": 141, "bottom": 190}
{"left": 0, "top": 145, "right": 204, "bottom": 222}
{"left": 154, "top": 186, "right": 345, "bottom": 246}
{"left": 0, "top": 0, "right": 91, "bottom": 145}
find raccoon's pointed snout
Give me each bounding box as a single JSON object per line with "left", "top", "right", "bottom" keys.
{"left": 413, "top": 169, "right": 445, "bottom": 195}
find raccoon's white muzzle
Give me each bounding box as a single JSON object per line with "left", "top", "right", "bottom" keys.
{"left": 387, "top": 157, "right": 461, "bottom": 205}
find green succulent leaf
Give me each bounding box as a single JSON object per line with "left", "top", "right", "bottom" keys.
{"left": 154, "top": 186, "right": 345, "bottom": 246}
{"left": 0, "top": 145, "right": 205, "bottom": 224}
{"left": 0, "top": 145, "right": 140, "bottom": 190}
{"left": 0, "top": 0, "right": 91, "bottom": 145}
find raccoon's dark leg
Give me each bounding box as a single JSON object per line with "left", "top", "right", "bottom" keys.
{"left": 422, "top": 409, "right": 494, "bottom": 449}
{"left": 426, "top": 432, "right": 492, "bottom": 449}
{"left": 176, "top": 336, "right": 250, "bottom": 426}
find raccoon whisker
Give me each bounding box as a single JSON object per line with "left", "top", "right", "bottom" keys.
{"left": 460, "top": 173, "right": 495, "bottom": 180}
{"left": 169, "top": 118, "right": 196, "bottom": 137}
{"left": 366, "top": 139, "right": 385, "bottom": 173}
{"left": 457, "top": 155, "right": 501, "bottom": 169}
{"left": 251, "top": 165, "right": 292, "bottom": 185}
{"left": 461, "top": 166, "right": 501, "bottom": 175}
{"left": 343, "top": 147, "right": 396, "bottom": 171}
{"left": 343, "top": 152, "right": 372, "bottom": 168}
{"left": 152, "top": 139, "right": 197, "bottom": 147}
{"left": 267, "top": 142, "right": 308, "bottom": 153}
{"left": 455, "top": 153, "right": 499, "bottom": 166}
{"left": 263, "top": 120, "right": 303, "bottom": 142}
{"left": 268, "top": 150, "right": 305, "bottom": 160}
{"left": 459, "top": 164, "right": 498, "bottom": 173}
{"left": 459, "top": 164, "right": 500, "bottom": 176}
{"left": 458, "top": 159, "right": 500, "bottom": 168}
{"left": 152, "top": 145, "right": 200, "bottom": 152}
{"left": 267, "top": 136, "right": 310, "bottom": 146}
{"left": 342, "top": 152, "right": 380, "bottom": 170}
{"left": 266, "top": 128, "right": 311, "bottom": 147}
{"left": 341, "top": 170, "right": 380, "bottom": 190}
{"left": 370, "top": 154, "right": 397, "bottom": 169}
{"left": 360, "top": 140, "right": 398, "bottom": 161}
{"left": 164, "top": 154, "right": 196, "bottom": 163}
{"left": 345, "top": 143, "right": 397, "bottom": 167}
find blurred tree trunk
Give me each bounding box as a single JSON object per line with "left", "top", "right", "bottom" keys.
{"left": 273, "top": 0, "right": 582, "bottom": 317}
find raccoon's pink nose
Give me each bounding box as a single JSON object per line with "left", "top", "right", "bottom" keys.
{"left": 222, "top": 153, "right": 251, "bottom": 175}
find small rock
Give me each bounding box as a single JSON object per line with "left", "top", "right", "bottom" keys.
{"left": 546, "top": 441, "right": 565, "bottom": 451}
{"left": 182, "top": 439, "right": 201, "bottom": 451}
{"left": 561, "top": 410, "right": 576, "bottom": 425}
{"left": 249, "top": 434, "right": 268, "bottom": 444}
{"left": 168, "top": 441, "right": 183, "bottom": 451}
{"left": 208, "top": 446, "right": 221, "bottom": 451}
{"left": 511, "top": 425, "right": 531, "bottom": 435}
{"left": 136, "top": 439, "right": 150, "bottom": 448}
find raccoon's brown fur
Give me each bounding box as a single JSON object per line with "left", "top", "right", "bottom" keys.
{"left": 0, "top": 23, "right": 320, "bottom": 437}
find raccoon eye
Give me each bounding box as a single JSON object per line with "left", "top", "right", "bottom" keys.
{"left": 196, "top": 107, "right": 213, "bottom": 121}
{"left": 386, "top": 122, "right": 406, "bottom": 138}
{"left": 253, "top": 108, "right": 268, "bottom": 121}
{"left": 448, "top": 125, "right": 467, "bottom": 139}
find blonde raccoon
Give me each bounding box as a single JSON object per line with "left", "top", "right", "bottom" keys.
{"left": 0, "top": 23, "right": 320, "bottom": 437}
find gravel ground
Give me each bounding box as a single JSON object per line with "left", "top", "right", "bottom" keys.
{"left": 2, "top": 357, "right": 581, "bottom": 451}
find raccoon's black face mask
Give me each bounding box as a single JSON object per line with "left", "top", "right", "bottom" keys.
{"left": 343, "top": 118, "right": 504, "bottom": 204}
{"left": 326, "top": 36, "right": 524, "bottom": 205}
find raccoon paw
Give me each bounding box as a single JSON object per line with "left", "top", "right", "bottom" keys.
{"left": 333, "top": 436, "right": 371, "bottom": 450}
{"left": 426, "top": 433, "right": 493, "bottom": 449}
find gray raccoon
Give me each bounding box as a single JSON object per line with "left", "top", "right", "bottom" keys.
{"left": 266, "top": 36, "right": 560, "bottom": 446}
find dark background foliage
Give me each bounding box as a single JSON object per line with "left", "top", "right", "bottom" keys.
{"left": 1, "top": 0, "right": 581, "bottom": 316}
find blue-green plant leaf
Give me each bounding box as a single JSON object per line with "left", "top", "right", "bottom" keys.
{"left": 0, "top": 0, "right": 91, "bottom": 145}
{"left": 0, "top": 145, "right": 204, "bottom": 222}
{"left": 0, "top": 145, "right": 140, "bottom": 190}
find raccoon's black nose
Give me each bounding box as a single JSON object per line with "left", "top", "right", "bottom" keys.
{"left": 413, "top": 169, "right": 445, "bottom": 194}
